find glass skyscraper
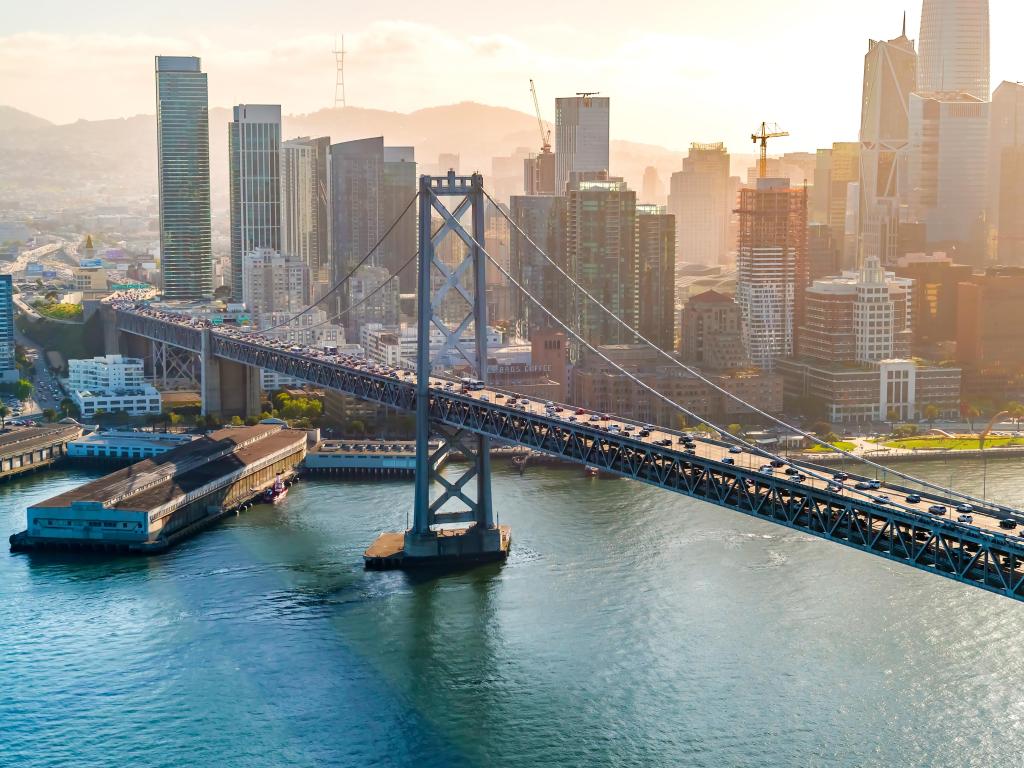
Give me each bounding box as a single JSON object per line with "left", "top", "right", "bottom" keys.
{"left": 0, "top": 275, "right": 16, "bottom": 383}
{"left": 154, "top": 56, "right": 213, "bottom": 300}
{"left": 919, "top": 0, "right": 990, "bottom": 100}
{"left": 229, "top": 104, "right": 282, "bottom": 302}
{"left": 555, "top": 96, "right": 610, "bottom": 195}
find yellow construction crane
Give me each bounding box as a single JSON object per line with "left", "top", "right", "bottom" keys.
{"left": 751, "top": 121, "right": 789, "bottom": 179}
{"left": 529, "top": 79, "right": 552, "bottom": 154}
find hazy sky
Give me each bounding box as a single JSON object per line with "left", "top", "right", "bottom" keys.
{"left": 3, "top": 1, "right": 1022, "bottom": 152}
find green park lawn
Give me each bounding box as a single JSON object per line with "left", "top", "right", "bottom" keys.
{"left": 807, "top": 440, "right": 857, "bottom": 453}
{"left": 883, "top": 436, "right": 1024, "bottom": 451}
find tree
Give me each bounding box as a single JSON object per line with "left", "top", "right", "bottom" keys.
{"left": 811, "top": 421, "right": 832, "bottom": 437}
{"left": 923, "top": 403, "right": 940, "bottom": 429}
{"left": 229, "top": 415, "right": 244, "bottom": 426}
{"left": 14, "top": 379, "right": 33, "bottom": 401}
{"left": 0, "top": 404, "right": 8, "bottom": 429}
{"left": 213, "top": 285, "right": 232, "bottom": 300}
{"left": 726, "top": 423, "right": 743, "bottom": 436}
{"left": 43, "top": 290, "right": 59, "bottom": 304}
{"left": 41, "top": 408, "right": 58, "bottom": 423}
{"left": 962, "top": 402, "right": 981, "bottom": 433}
{"left": 886, "top": 408, "right": 901, "bottom": 430}
{"left": 59, "top": 398, "right": 80, "bottom": 419}
{"left": 1007, "top": 401, "right": 1024, "bottom": 431}
{"left": 168, "top": 412, "right": 183, "bottom": 428}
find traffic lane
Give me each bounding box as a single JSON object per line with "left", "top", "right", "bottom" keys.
{"left": 456, "top": 389, "right": 1017, "bottom": 537}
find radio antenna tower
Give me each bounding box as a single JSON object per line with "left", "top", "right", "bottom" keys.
{"left": 333, "top": 35, "right": 347, "bottom": 108}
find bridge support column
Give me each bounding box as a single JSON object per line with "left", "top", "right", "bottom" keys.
{"left": 365, "top": 172, "right": 509, "bottom": 570}
{"left": 201, "top": 330, "right": 260, "bottom": 419}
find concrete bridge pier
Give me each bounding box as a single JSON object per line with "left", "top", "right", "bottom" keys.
{"left": 200, "top": 330, "right": 260, "bottom": 419}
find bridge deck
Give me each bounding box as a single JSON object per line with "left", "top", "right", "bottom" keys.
{"left": 114, "top": 305, "right": 1024, "bottom": 599}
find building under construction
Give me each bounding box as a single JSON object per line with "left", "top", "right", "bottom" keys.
{"left": 734, "top": 178, "right": 809, "bottom": 370}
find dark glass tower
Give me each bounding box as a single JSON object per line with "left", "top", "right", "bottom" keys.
{"left": 154, "top": 56, "right": 213, "bottom": 300}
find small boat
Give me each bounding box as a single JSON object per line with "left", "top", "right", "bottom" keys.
{"left": 585, "top": 466, "right": 600, "bottom": 478}
{"left": 264, "top": 474, "right": 288, "bottom": 503}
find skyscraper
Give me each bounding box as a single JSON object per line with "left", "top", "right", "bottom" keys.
{"left": 858, "top": 25, "right": 918, "bottom": 264}
{"left": 566, "top": 173, "right": 637, "bottom": 346}
{"left": 908, "top": 92, "right": 989, "bottom": 261}
{"left": 734, "top": 178, "right": 809, "bottom": 370}
{"left": 667, "top": 143, "right": 731, "bottom": 268}
{"left": 828, "top": 142, "right": 859, "bottom": 269}
{"left": 382, "top": 147, "right": 417, "bottom": 292}
{"left": 635, "top": 205, "right": 676, "bottom": 351}
{"left": 918, "top": 0, "right": 990, "bottom": 100}
{"left": 0, "top": 274, "right": 16, "bottom": 383}
{"left": 281, "top": 136, "right": 331, "bottom": 295}
{"left": 509, "top": 194, "right": 567, "bottom": 336}
{"left": 229, "top": 105, "right": 282, "bottom": 301}
{"left": 555, "top": 95, "right": 610, "bottom": 194}
{"left": 154, "top": 56, "right": 213, "bottom": 301}
{"left": 989, "top": 82, "right": 1024, "bottom": 265}
{"left": 330, "top": 138, "right": 415, "bottom": 322}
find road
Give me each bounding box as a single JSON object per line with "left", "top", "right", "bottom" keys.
{"left": 456, "top": 386, "right": 1021, "bottom": 540}
{"left": 11, "top": 330, "right": 65, "bottom": 420}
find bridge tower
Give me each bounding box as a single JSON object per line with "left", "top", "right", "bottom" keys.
{"left": 393, "top": 172, "right": 509, "bottom": 565}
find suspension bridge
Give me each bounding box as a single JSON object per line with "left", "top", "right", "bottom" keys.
{"left": 102, "top": 172, "right": 1024, "bottom": 601}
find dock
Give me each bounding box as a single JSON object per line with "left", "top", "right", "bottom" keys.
{"left": 0, "top": 424, "right": 82, "bottom": 481}
{"left": 10, "top": 424, "right": 307, "bottom": 555}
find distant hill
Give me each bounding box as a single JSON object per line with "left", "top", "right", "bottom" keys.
{"left": 0, "top": 106, "right": 53, "bottom": 133}
{"left": 0, "top": 101, "right": 709, "bottom": 210}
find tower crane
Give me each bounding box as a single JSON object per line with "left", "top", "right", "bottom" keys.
{"left": 529, "top": 79, "right": 552, "bottom": 155}
{"left": 751, "top": 122, "right": 789, "bottom": 179}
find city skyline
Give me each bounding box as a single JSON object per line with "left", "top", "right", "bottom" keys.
{"left": 4, "top": 1, "right": 1023, "bottom": 152}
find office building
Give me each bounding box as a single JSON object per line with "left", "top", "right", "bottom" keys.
{"left": 555, "top": 95, "right": 610, "bottom": 193}
{"left": 635, "top": 205, "right": 675, "bottom": 351}
{"left": 0, "top": 275, "right": 16, "bottom": 383}
{"left": 956, "top": 267, "right": 1024, "bottom": 368}
{"left": 240, "top": 248, "right": 309, "bottom": 323}
{"left": 892, "top": 252, "right": 972, "bottom": 352}
{"left": 807, "top": 223, "right": 840, "bottom": 281}
{"left": 229, "top": 105, "right": 282, "bottom": 301}
{"left": 69, "top": 355, "right": 162, "bottom": 419}
{"left": 509, "top": 194, "right": 567, "bottom": 336}
{"left": 735, "top": 178, "right": 809, "bottom": 370}
{"left": 908, "top": 92, "right": 989, "bottom": 262}
{"left": 154, "top": 56, "right": 213, "bottom": 300}
{"left": 641, "top": 166, "right": 664, "bottom": 203}
{"left": 382, "top": 147, "right": 417, "bottom": 292}
{"left": 524, "top": 150, "right": 556, "bottom": 196}
{"left": 281, "top": 137, "right": 331, "bottom": 293}
{"left": 566, "top": 173, "right": 637, "bottom": 346}
{"left": 667, "top": 143, "right": 731, "bottom": 268}
{"left": 679, "top": 290, "right": 749, "bottom": 371}
{"left": 571, "top": 345, "right": 782, "bottom": 426}
{"left": 989, "top": 82, "right": 1024, "bottom": 265}
{"left": 330, "top": 138, "right": 416, "bottom": 310}
{"left": 918, "top": 0, "right": 990, "bottom": 101}
{"left": 779, "top": 257, "right": 960, "bottom": 423}
{"left": 858, "top": 25, "right": 918, "bottom": 263}
{"left": 828, "top": 143, "right": 859, "bottom": 268}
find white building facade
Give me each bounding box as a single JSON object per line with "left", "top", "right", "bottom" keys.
{"left": 69, "top": 355, "right": 162, "bottom": 418}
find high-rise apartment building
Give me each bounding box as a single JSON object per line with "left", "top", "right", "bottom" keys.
{"left": 734, "top": 178, "right": 808, "bottom": 370}
{"left": 240, "top": 248, "right": 310, "bottom": 323}
{"left": 918, "top": 0, "right": 990, "bottom": 100}
{"left": 229, "top": 105, "right": 282, "bottom": 301}
{"left": 382, "top": 147, "right": 417, "bottom": 292}
{"left": 989, "top": 82, "right": 1024, "bottom": 265}
{"left": 555, "top": 95, "right": 610, "bottom": 193}
{"left": 566, "top": 174, "right": 637, "bottom": 346}
{"left": 524, "top": 150, "right": 556, "bottom": 196}
{"left": 779, "top": 256, "right": 960, "bottom": 423}
{"left": 0, "top": 275, "right": 16, "bottom": 383}
{"left": 154, "top": 56, "right": 213, "bottom": 300}
{"left": 281, "top": 136, "right": 331, "bottom": 294}
{"left": 908, "top": 92, "right": 989, "bottom": 261}
{"left": 667, "top": 143, "right": 731, "bottom": 268}
{"left": 858, "top": 26, "right": 918, "bottom": 263}
{"left": 509, "top": 194, "right": 567, "bottom": 336}
{"left": 635, "top": 205, "right": 675, "bottom": 351}
{"left": 679, "top": 290, "right": 748, "bottom": 371}
{"left": 330, "top": 138, "right": 416, "bottom": 302}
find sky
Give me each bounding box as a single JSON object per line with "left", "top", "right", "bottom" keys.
{"left": 2, "top": 0, "right": 1021, "bottom": 152}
